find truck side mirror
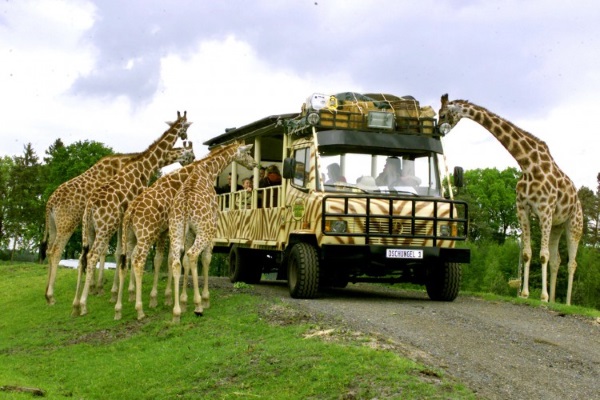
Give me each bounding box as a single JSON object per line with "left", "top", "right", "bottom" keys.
{"left": 453, "top": 166, "right": 464, "bottom": 188}
{"left": 282, "top": 157, "right": 296, "bottom": 179}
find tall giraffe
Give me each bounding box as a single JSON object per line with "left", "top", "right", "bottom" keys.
{"left": 167, "top": 142, "right": 256, "bottom": 323}
{"left": 72, "top": 112, "right": 193, "bottom": 316}
{"left": 43, "top": 152, "right": 139, "bottom": 305}
{"left": 115, "top": 141, "right": 255, "bottom": 321}
{"left": 438, "top": 94, "right": 583, "bottom": 305}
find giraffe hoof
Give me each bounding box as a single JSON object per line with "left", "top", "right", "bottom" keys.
{"left": 194, "top": 311, "right": 203, "bottom": 317}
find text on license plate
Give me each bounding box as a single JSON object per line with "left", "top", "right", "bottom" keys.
{"left": 386, "top": 249, "right": 423, "bottom": 259}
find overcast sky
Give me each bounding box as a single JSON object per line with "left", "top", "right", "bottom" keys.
{"left": 1, "top": 0, "right": 599, "bottom": 190}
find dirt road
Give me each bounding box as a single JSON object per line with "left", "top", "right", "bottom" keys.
{"left": 245, "top": 279, "right": 600, "bottom": 400}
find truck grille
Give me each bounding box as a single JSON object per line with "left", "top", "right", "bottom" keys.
{"left": 322, "top": 195, "right": 468, "bottom": 246}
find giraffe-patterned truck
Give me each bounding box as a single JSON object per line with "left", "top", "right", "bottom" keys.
{"left": 205, "top": 93, "right": 470, "bottom": 300}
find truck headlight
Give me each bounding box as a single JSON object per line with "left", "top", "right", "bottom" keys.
{"left": 439, "top": 122, "right": 452, "bottom": 135}
{"left": 325, "top": 220, "right": 348, "bottom": 233}
{"left": 439, "top": 224, "right": 450, "bottom": 237}
{"left": 307, "top": 112, "right": 320, "bottom": 126}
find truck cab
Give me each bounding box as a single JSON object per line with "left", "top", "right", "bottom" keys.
{"left": 204, "top": 92, "right": 469, "bottom": 300}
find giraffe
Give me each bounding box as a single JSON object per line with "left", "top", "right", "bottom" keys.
{"left": 114, "top": 141, "right": 255, "bottom": 320}
{"left": 72, "top": 111, "right": 193, "bottom": 316}
{"left": 167, "top": 142, "right": 256, "bottom": 323}
{"left": 438, "top": 94, "right": 583, "bottom": 305}
{"left": 43, "top": 152, "right": 139, "bottom": 305}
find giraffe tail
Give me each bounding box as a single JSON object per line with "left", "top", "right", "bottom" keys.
{"left": 40, "top": 204, "right": 51, "bottom": 262}
{"left": 119, "top": 254, "right": 127, "bottom": 271}
{"left": 82, "top": 245, "right": 89, "bottom": 273}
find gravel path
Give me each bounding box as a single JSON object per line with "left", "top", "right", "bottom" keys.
{"left": 241, "top": 279, "right": 600, "bottom": 400}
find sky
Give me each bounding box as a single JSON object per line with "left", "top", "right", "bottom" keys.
{"left": 1, "top": 0, "right": 599, "bottom": 190}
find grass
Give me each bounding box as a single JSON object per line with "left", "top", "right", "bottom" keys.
{"left": 0, "top": 262, "right": 476, "bottom": 399}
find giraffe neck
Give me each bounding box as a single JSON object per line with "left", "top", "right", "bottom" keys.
{"left": 201, "top": 144, "right": 241, "bottom": 180}
{"left": 457, "top": 101, "right": 552, "bottom": 171}
{"left": 126, "top": 116, "right": 188, "bottom": 184}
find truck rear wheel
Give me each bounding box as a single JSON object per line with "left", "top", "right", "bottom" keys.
{"left": 288, "top": 242, "right": 319, "bottom": 299}
{"left": 426, "top": 262, "right": 461, "bottom": 301}
{"left": 229, "top": 245, "right": 262, "bottom": 284}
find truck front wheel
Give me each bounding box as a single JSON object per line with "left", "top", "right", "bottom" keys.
{"left": 426, "top": 262, "right": 461, "bottom": 301}
{"left": 287, "top": 242, "right": 319, "bottom": 299}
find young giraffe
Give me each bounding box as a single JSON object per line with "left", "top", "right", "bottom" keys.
{"left": 438, "top": 94, "right": 583, "bottom": 305}
{"left": 168, "top": 142, "right": 257, "bottom": 323}
{"left": 72, "top": 112, "right": 193, "bottom": 316}
{"left": 43, "top": 152, "right": 139, "bottom": 305}
{"left": 115, "top": 141, "right": 255, "bottom": 321}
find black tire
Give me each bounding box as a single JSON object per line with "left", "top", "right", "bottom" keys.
{"left": 426, "top": 262, "right": 461, "bottom": 301}
{"left": 287, "top": 242, "right": 319, "bottom": 299}
{"left": 229, "top": 245, "right": 262, "bottom": 284}
{"left": 229, "top": 245, "right": 244, "bottom": 283}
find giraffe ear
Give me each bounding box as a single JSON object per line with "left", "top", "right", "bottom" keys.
{"left": 239, "top": 144, "right": 254, "bottom": 153}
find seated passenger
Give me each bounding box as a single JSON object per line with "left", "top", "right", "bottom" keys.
{"left": 238, "top": 177, "right": 253, "bottom": 209}
{"left": 259, "top": 164, "right": 282, "bottom": 207}
{"left": 395, "top": 159, "right": 421, "bottom": 187}
{"left": 375, "top": 156, "right": 401, "bottom": 187}
{"left": 356, "top": 175, "right": 378, "bottom": 191}
{"left": 325, "top": 163, "right": 346, "bottom": 185}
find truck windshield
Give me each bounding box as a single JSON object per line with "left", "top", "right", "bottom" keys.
{"left": 319, "top": 152, "right": 442, "bottom": 197}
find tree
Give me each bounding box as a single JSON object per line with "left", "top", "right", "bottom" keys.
{"left": 577, "top": 185, "right": 599, "bottom": 247}
{"left": 0, "top": 156, "right": 15, "bottom": 248}
{"left": 456, "top": 167, "right": 520, "bottom": 243}
{"left": 6, "top": 144, "right": 45, "bottom": 258}
{"left": 42, "top": 139, "right": 115, "bottom": 203}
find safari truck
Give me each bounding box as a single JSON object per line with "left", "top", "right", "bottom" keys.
{"left": 204, "top": 92, "right": 470, "bottom": 300}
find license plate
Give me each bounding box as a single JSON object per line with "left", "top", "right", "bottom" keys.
{"left": 386, "top": 249, "right": 423, "bottom": 259}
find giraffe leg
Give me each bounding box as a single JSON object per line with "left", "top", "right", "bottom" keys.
{"left": 79, "top": 238, "right": 110, "bottom": 316}
{"left": 45, "top": 232, "right": 72, "bottom": 305}
{"left": 71, "top": 253, "right": 85, "bottom": 316}
{"left": 150, "top": 238, "right": 167, "bottom": 309}
{"left": 180, "top": 233, "right": 194, "bottom": 308}
{"left": 169, "top": 227, "right": 185, "bottom": 323}
{"left": 128, "top": 262, "right": 136, "bottom": 302}
{"left": 133, "top": 244, "right": 150, "bottom": 321}
{"left": 548, "top": 226, "right": 563, "bottom": 303}
{"left": 538, "top": 214, "right": 553, "bottom": 303}
{"left": 200, "top": 245, "right": 212, "bottom": 310}
{"left": 114, "top": 254, "right": 128, "bottom": 320}
{"left": 95, "top": 253, "right": 106, "bottom": 296}
{"left": 164, "top": 249, "right": 173, "bottom": 306}
{"left": 565, "top": 212, "right": 583, "bottom": 305}
{"left": 180, "top": 254, "right": 190, "bottom": 313}
{"left": 516, "top": 203, "right": 532, "bottom": 299}
{"left": 187, "top": 245, "right": 203, "bottom": 317}
{"left": 105, "top": 230, "right": 122, "bottom": 298}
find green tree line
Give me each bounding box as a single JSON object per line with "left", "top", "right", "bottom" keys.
{"left": 1, "top": 142, "right": 599, "bottom": 308}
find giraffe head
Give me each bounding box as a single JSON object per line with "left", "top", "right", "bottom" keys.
{"left": 437, "top": 94, "right": 465, "bottom": 133}
{"left": 165, "top": 141, "right": 195, "bottom": 167}
{"left": 166, "top": 111, "right": 192, "bottom": 141}
{"left": 232, "top": 143, "right": 258, "bottom": 170}
{"left": 178, "top": 140, "right": 195, "bottom": 166}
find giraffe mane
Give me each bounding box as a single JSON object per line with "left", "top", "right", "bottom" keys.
{"left": 451, "top": 99, "right": 550, "bottom": 152}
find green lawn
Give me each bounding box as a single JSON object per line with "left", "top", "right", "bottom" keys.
{"left": 0, "top": 262, "right": 475, "bottom": 399}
